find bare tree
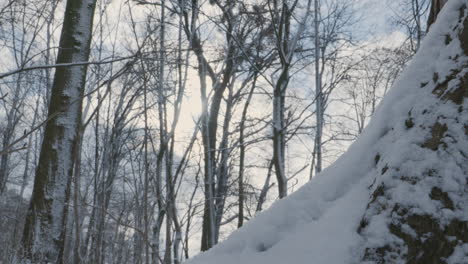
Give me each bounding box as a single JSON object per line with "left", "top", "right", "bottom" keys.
{"left": 267, "top": 0, "right": 312, "bottom": 198}
{"left": 389, "top": 0, "right": 431, "bottom": 53}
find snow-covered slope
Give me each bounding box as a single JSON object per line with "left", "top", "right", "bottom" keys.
{"left": 359, "top": 0, "right": 468, "bottom": 262}
{"left": 185, "top": 1, "right": 468, "bottom": 263}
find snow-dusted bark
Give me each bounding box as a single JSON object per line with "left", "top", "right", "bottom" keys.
{"left": 428, "top": 0, "right": 448, "bottom": 28}
{"left": 20, "top": 0, "right": 97, "bottom": 262}
{"left": 359, "top": 1, "right": 468, "bottom": 263}
{"left": 273, "top": 67, "right": 288, "bottom": 198}
{"left": 270, "top": 0, "right": 312, "bottom": 198}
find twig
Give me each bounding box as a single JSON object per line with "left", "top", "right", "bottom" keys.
{"left": 0, "top": 55, "right": 136, "bottom": 80}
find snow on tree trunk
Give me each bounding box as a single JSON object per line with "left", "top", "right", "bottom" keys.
{"left": 359, "top": 1, "right": 468, "bottom": 263}
{"left": 273, "top": 68, "right": 288, "bottom": 199}
{"left": 428, "top": 0, "right": 448, "bottom": 29}
{"left": 20, "top": 0, "right": 97, "bottom": 262}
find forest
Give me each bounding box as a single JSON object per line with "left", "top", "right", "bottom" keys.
{"left": 1, "top": 0, "right": 467, "bottom": 263}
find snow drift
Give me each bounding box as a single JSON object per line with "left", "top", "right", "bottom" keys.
{"left": 185, "top": 1, "right": 468, "bottom": 263}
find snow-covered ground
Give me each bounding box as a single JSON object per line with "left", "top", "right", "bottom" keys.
{"left": 185, "top": 0, "right": 468, "bottom": 263}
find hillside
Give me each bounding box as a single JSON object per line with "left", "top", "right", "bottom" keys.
{"left": 185, "top": 1, "right": 468, "bottom": 263}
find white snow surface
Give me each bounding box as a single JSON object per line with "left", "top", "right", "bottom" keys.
{"left": 185, "top": 1, "right": 468, "bottom": 263}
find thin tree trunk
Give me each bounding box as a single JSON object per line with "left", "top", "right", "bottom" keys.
{"left": 273, "top": 67, "right": 288, "bottom": 198}
{"left": 256, "top": 161, "right": 274, "bottom": 212}
{"left": 271, "top": 1, "right": 296, "bottom": 199}
{"left": 72, "top": 125, "right": 84, "bottom": 264}
{"left": 0, "top": 73, "right": 22, "bottom": 193}
{"left": 199, "top": 57, "right": 216, "bottom": 251}
{"left": 238, "top": 73, "right": 258, "bottom": 227}
{"left": 151, "top": 211, "right": 165, "bottom": 264}
{"left": 180, "top": 0, "right": 237, "bottom": 250}
{"left": 314, "top": 0, "right": 323, "bottom": 175}
{"left": 214, "top": 81, "right": 235, "bottom": 242}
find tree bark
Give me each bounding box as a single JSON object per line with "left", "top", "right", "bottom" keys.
{"left": 427, "top": 0, "right": 448, "bottom": 29}
{"left": 360, "top": 2, "right": 468, "bottom": 262}
{"left": 181, "top": 1, "right": 236, "bottom": 251}
{"left": 238, "top": 73, "right": 258, "bottom": 227}
{"left": 0, "top": 74, "right": 22, "bottom": 194}
{"left": 314, "top": 0, "right": 323, "bottom": 176}
{"left": 20, "top": 0, "right": 97, "bottom": 262}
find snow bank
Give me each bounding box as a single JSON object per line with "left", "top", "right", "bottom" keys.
{"left": 185, "top": 0, "right": 468, "bottom": 263}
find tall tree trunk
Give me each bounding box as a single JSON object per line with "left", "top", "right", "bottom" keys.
{"left": 271, "top": 3, "right": 292, "bottom": 199}
{"left": 0, "top": 73, "right": 22, "bottom": 194}
{"left": 199, "top": 57, "right": 216, "bottom": 252}
{"left": 20, "top": 0, "right": 97, "bottom": 262}
{"left": 214, "top": 81, "right": 235, "bottom": 242}
{"left": 269, "top": 0, "right": 313, "bottom": 198}
{"left": 179, "top": 0, "right": 244, "bottom": 251}
{"left": 273, "top": 67, "right": 288, "bottom": 198}
{"left": 314, "top": 0, "right": 323, "bottom": 176}
{"left": 238, "top": 73, "right": 258, "bottom": 227}
{"left": 169, "top": 10, "right": 188, "bottom": 264}
{"left": 197, "top": 19, "right": 236, "bottom": 255}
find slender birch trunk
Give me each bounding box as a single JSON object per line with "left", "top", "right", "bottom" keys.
{"left": 314, "top": 0, "right": 323, "bottom": 176}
